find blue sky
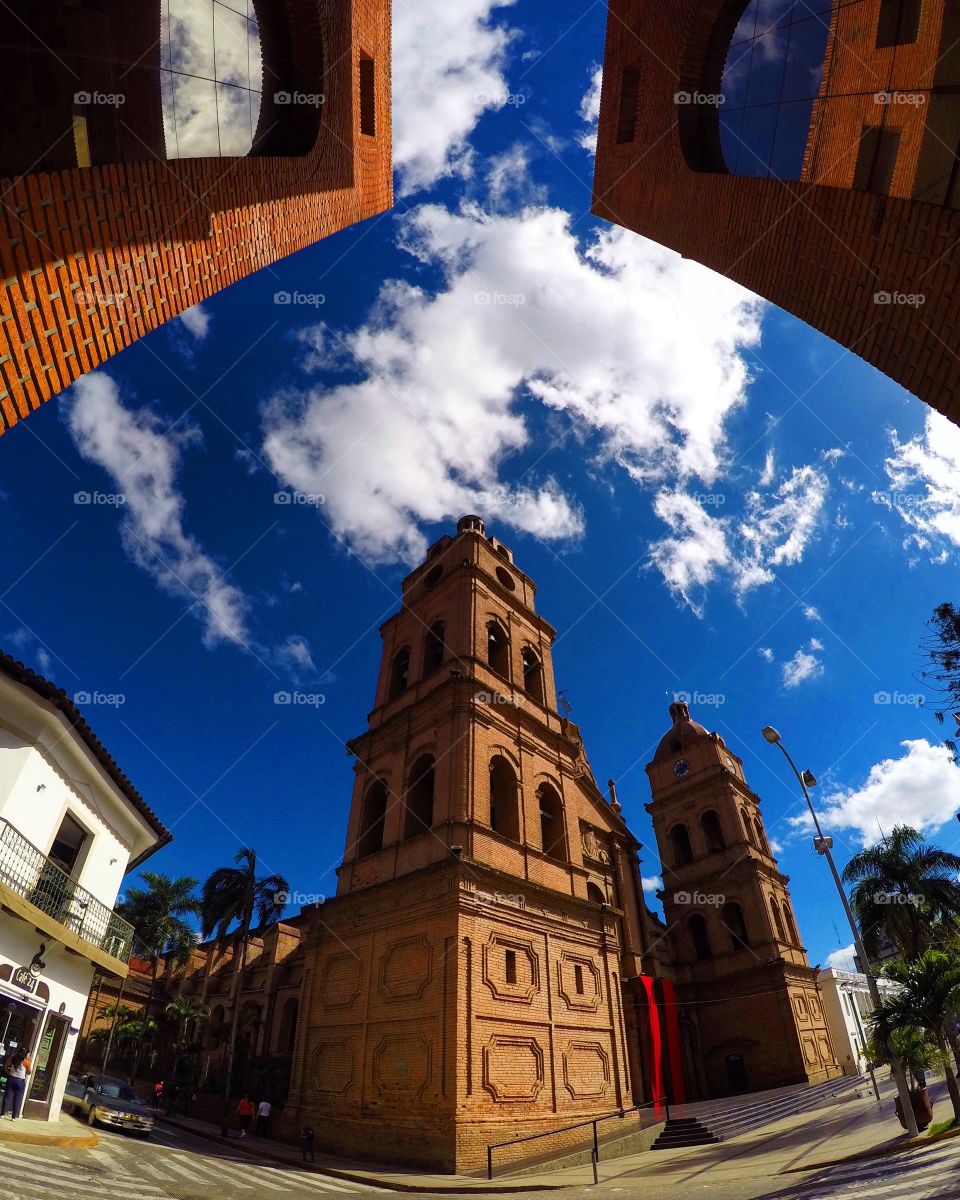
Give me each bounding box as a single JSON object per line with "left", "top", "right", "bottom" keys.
{"left": 3, "top": 0, "right": 960, "bottom": 974}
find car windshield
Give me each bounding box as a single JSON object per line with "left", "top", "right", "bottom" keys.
{"left": 98, "top": 1082, "right": 141, "bottom": 1102}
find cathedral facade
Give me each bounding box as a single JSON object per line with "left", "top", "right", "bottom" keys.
{"left": 283, "top": 517, "right": 839, "bottom": 1171}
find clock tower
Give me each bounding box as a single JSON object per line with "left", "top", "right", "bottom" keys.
{"left": 646, "top": 702, "right": 839, "bottom": 1099}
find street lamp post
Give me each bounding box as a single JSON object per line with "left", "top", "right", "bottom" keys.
{"left": 761, "top": 725, "right": 919, "bottom": 1137}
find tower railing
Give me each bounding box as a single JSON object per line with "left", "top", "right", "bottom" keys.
{"left": 486, "top": 1096, "right": 668, "bottom": 1181}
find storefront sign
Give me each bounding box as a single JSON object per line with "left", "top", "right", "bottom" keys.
{"left": 11, "top": 966, "right": 39, "bottom": 995}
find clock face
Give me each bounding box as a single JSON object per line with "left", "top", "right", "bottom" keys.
{"left": 724, "top": 755, "right": 736, "bottom": 771}
{"left": 673, "top": 759, "right": 689, "bottom": 778}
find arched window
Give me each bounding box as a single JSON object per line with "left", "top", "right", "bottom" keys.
{"left": 670, "top": 823, "right": 694, "bottom": 867}
{"left": 357, "top": 780, "right": 388, "bottom": 858}
{"left": 537, "top": 783, "right": 568, "bottom": 863}
{"left": 741, "top": 809, "right": 756, "bottom": 845}
{"left": 277, "top": 998, "right": 298, "bottom": 1056}
{"left": 587, "top": 882, "right": 606, "bottom": 905}
{"left": 722, "top": 902, "right": 750, "bottom": 951}
{"left": 770, "top": 897, "right": 787, "bottom": 941}
{"left": 521, "top": 647, "right": 544, "bottom": 704}
{"left": 717, "top": 2, "right": 831, "bottom": 182}
{"left": 690, "top": 914, "right": 712, "bottom": 961}
{"left": 489, "top": 756, "right": 520, "bottom": 842}
{"left": 403, "top": 755, "right": 435, "bottom": 839}
{"left": 487, "top": 620, "right": 510, "bottom": 678}
{"left": 783, "top": 902, "right": 800, "bottom": 945}
{"left": 388, "top": 647, "right": 410, "bottom": 700}
{"left": 701, "top": 810, "right": 726, "bottom": 853}
{"left": 753, "top": 816, "right": 768, "bottom": 853}
{"left": 422, "top": 621, "right": 446, "bottom": 676}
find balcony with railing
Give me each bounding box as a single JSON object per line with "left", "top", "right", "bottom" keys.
{"left": 0, "top": 817, "right": 134, "bottom": 973}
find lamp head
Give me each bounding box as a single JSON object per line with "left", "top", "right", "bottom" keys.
{"left": 801, "top": 769, "right": 818, "bottom": 788}
{"left": 761, "top": 726, "right": 781, "bottom": 745}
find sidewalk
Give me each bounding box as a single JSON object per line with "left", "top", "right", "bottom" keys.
{"left": 158, "top": 1079, "right": 956, "bottom": 1194}
{"left": 157, "top": 1113, "right": 570, "bottom": 1192}
{"left": 0, "top": 1113, "right": 97, "bottom": 1148}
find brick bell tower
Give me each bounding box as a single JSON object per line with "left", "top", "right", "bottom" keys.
{"left": 286, "top": 517, "right": 664, "bottom": 1172}
{"left": 646, "top": 702, "right": 840, "bottom": 1099}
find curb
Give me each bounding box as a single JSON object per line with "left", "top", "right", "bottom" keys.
{"left": 0, "top": 1124, "right": 98, "bottom": 1149}
{"left": 781, "top": 1122, "right": 960, "bottom": 1174}
{"left": 156, "top": 1117, "right": 566, "bottom": 1193}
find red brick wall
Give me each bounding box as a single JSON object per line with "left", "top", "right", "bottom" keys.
{"left": 0, "top": 0, "right": 392, "bottom": 434}
{"left": 593, "top": 0, "right": 960, "bottom": 420}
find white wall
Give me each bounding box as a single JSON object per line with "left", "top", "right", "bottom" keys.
{"left": 0, "top": 912, "right": 95, "bottom": 1119}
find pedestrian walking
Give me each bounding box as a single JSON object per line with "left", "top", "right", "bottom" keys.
{"left": 255, "top": 1097, "right": 272, "bottom": 1137}
{"left": 1, "top": 1052, "right": 31, "bottom": 1119}
{"left": 153, "top": 1080, "right": 164, "bottom": 1109}
{"left": 236, "top": 1095, "right": 254, "bottom": 1137}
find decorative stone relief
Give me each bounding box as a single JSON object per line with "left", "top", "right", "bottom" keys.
{"left": 319, "top": 952, "right": 362, "bottom": 1008}
{"left": 312, "top": 1038, "right": 356, "bottom": 1095}
{"left": 372, "top": 1032, "right": 432, "bottom": 1099}
{"left": 378, "top": 933, "right": 432, "bottom": 1001}
{"left": 562, "top": 1040, "right": 611, "bottom": 1100}
{"left": 556, "top": 952, "right": 602, "bottom": 1012}
{"left": 482, "top": 1034, "right": 545, "bottom": 1102}
{"left": 482, "top": 933, "right": 540, "bottom": 1003}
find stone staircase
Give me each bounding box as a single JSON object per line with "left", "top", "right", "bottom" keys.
{"left": 650, "top": 1074, "right": 868, "bottom": 1150}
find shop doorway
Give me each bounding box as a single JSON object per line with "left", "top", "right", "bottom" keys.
{"left": 28, "top": 1012, "right": 71, "bottom": 1112}
{"left": 0, "top": 995, "right": 41, "bottom": 1060}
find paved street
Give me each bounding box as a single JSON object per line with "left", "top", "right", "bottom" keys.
{"left": 0, "top": 1122, "right": 380, "bottom": 1200}
{"left": 757, "top": 1137, "right": 960, "bottom": 1200}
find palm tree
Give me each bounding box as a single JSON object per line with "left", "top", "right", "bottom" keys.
{"left": 872, "top": 950, "right": 960, "bottom": 1123}
{"left": 200, "top": 847, "right": 288, "bottom": 1134}
{"left": 841, "top": 826, "right": 960, "bottom": 962}
{"left": 117, "top": 873, "right": 199, "bottom": 1084}
{"left": 165, "top": 995, "right": 210, "bottom": 1087}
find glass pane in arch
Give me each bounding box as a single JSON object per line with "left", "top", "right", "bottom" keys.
{"left": 162, "top": 0, "right": 263, "bottom": 160}
{"left": 719, "top": 1, "right": 831, "bottom": 180}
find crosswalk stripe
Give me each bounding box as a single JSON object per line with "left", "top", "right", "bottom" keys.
{"left": 0, "top": 1156, "right": 150, "bottom": 1200}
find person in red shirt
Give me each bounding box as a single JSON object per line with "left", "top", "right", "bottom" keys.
{"left": 236, "top": 1095, "right": 254, "bottom": 1137}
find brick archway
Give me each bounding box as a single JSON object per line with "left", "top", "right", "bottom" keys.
{"left": 594, "top": 0, "right": 960, "bottom": 425}
{"left": 0, "top": 0, "right": 391, "bottom": 436}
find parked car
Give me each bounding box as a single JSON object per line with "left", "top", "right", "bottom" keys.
{"left": 62, "top": 1073, "right": 153, "bottom": 1136}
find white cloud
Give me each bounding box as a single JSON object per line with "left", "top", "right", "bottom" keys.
{"left": 790, "top": 739, "right": 960, "bottom": 846}
{"left": 759, "top": 646, "right": 774, "bottom": 662}
{"left": 485, "top": 144, "right": 545, "bottom": 210}
{"left": 262, "top": 203, "right": 762, "bottom": 564}
{"left": 874, "top": 411, "right": 960, "bottom": 557}
{"left": 275, "top": 634, "right": 317, "bottom": 682}
{"left": 803, "top": 604, "right": 821, "bottom": 621}
{"left": 821, "top": 447, "right": 845, "bottom": 463}
{"left": 641, "top": 874, "right": 662, "bottom": 894}
{"left": 64, "top": 373, "right": 251, "bottom": 650}
{"left": 393, "top": 0, "right": 517, "bottom": 195}
{"left": 759, "top": 449, "right": 775, "bottom": 486}
{"left": 178, "top": 303, "right": 211, "bottom": 341}
{"left": 578, "top": 64, "right": 603, "bottom": 153}
{"left": 648, "top": 464, "right": 828, "bottom": 613}
{"left": 825, "top": 943, "right": 857, "bottom": 972}
{"left": 781, "top": 640, "right": 824, "bottom": 688}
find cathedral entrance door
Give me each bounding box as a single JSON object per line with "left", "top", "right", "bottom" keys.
{"left": 724, "top": 1053, "right": 747, "bottom": 1094}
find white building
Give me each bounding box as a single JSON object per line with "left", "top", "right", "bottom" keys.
{"left": 818, "top": 966, "right": 899, "bottom": 1077}
{"left": 0, "top": 653, "right": 169, "bottom": 1120}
